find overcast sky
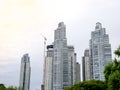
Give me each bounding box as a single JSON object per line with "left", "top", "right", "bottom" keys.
{"left": 0, "top": 0, "right": 120, "bottom": 90}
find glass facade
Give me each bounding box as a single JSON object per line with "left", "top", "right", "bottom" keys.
{"left": 19, "top": 54, "right": 31, "bottom": 90}
{"left": 44, "top": 22, "right": 80, "bottom": 90}
{"left": 53, "top": 22, "right": 69, "bottom": 90}
{"left": 89, "top": 22, "right": 112, "bottom": 80}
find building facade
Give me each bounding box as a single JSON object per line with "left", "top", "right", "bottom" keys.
{"left": 44, "top": 45, "right": 53, "bottom": 90}
{"left": 19, "top": 54, "right": 31, "bottom": 90}
{"left": 43, "top": 22, "right": 80, "bottom": 90}
{"left": 82, "top": 49, "right": 90, "bottom": 81}
{"left": 53, "top": 22, "right": 69, "bottom": 90}
{"left": 89, "top": 22, "right": 112, "bottom": 80}
{"left": 76, "top": 62, "right": 80, "bottom": 83}
{"left": 67, "top": 46, "right": 77, "bottom": 86}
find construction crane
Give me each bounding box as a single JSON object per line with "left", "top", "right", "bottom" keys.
{"left": 40, "top": 33, "right": 47, "bottom": 90}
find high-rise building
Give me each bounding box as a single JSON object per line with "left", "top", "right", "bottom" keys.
{"left": 19, "top": 54, "right": 31, "bottom": 90}
{"left": 76, "top": 62, "right": 80, "bottom": 83}
{"left": 53, "top": 22, "right": 69, "bottom": 90}
{"left": 43, "top": 22, "right": 79, "bottom": 90}
{"left": 67, "top": 46, "right": 77, "bottom": 86}
{"left": 89, "top": 22, "right": 112, "bottom": 80}
{"left": 44, "top": 45, "right": 53, "bottom": 90}
{"left": 82, "top": 49, "right": 90, "bottom": 81}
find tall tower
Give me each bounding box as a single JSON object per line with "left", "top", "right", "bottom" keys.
{"left": 82, "top": 49, "right": 90, "bottom": 81}
{"left": 89, "top": 22, "right": 112, "bottom": 80}
{"left": 44, "top": 45, "right": 53, "bottom": 90}
{"left": 53, "top": 22, "right": 69, "bottom": 90}
{"left": 19, "top": 54, "right": 31, "bottom": 90}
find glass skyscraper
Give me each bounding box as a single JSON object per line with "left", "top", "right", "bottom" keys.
{"left": 43, "top": 22, "right": 80, "bottom": 90}
{"left": 89, "top": 22, "right": 112, "bottom": 80}
{"left": 19, "top": 54, "right": 31, "bottom": 90}
{"left": 53, "top": 22, "right": 69, "bottom": 90}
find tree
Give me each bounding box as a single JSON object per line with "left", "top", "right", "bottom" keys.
{"left": 7, "top": 86, "right": 17, "bottom": 90}
{"left": 107, "top": 71, "right": 120, "bottom": 90}
{"left": 104, "top": 46, "right": 120, "bottom": 90}
{"left": 0, "top": 84, "right": 6, "bottom": 90}
{"left": 114, "top": 46, "right": 120, "bottom": 57}
{"left": 64, "top": 80, "right": 106, "bottom": 90}
{"left": 0, "top": 84, "right": 18, "bottom": 90}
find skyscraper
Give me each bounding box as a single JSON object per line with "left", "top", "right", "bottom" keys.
{"left": 19, "top": 54, "right": 31, "bottom": 90}
{"left": 89, "top": 22, "right": 112, "bottom": 80}
{"left": 53, "top": 22, "right": 69, "bottom": 90}
{"left": 82, "top": 49, "right": 90, "bottom": 81}
{"left": 67, "top": 46, "right": 77, "bottom": 86}
{"left": 44, "top": 45, "right": 53, "bottom": 90}
{"left": 43, "top": 22, "right": 79, "bottom": 90}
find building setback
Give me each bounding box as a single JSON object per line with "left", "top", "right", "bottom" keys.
{"left": 89, "top": 22, "right": 112, "bottom": 80}
{"left": 19, "top": 54, "right": 31, "bottom": 90}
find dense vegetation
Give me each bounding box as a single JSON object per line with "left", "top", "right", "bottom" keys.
{"left": 65, "top": 80, "right": 106, "bottom": 90}
{"left": 65, "top": 46, "right": 120, "bottom": 90}
{"left": 0, "top": 84, "right": 17, "bottom": 90}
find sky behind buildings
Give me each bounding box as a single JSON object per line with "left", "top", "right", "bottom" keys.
{"left": 0, "top": 0, "right": 120, "bottom": 89}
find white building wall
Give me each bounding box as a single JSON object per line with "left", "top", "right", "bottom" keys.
{"left": 44, "top": 57, "right": 53, "bottom": 90}
{"left": 85, "top": 57, "right": 90, "bottom": 80}
{"left": 84, "top": 49, "right": 90, "bottom": 81}
{"left": 67, "top": 46, "right": 76, "bottom": 86}
{"left": 44, "top": 45, "right": 53, "bottom": 90}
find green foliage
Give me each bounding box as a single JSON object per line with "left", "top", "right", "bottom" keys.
{"left": 114, "top": 46, "right": 120, "bottom": 57}
{"left": 7, "top": 86, "right": 17, "bottom": 90}
{"left": 104, "top": 62, "right": 112, "bottom": 80}
{"left": 107, "top": 71, "right": 120, "bottom": 90}
{"left": 0, "top": 84, "right": 6, "bottom": 90}
{"left": 104, "top": 45, "right": 120, "bottom": 90}
{"left": 0, "top": 84, "right": 18, "bottom": 90}
{"left": 65, "top": 80, "right": 106, "bottom": 90}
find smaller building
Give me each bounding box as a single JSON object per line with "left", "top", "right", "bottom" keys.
{"left": 44, "top": 45, "right": 53, "bottom": 90}
{"left": 82, "top": 49, "right": 90, "bottom": 81}
{"left": 67, "top": 46, "right": 77, "bottom": 86}
{"left": 19, "top": 54, "right": 31, "bottom": 90}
